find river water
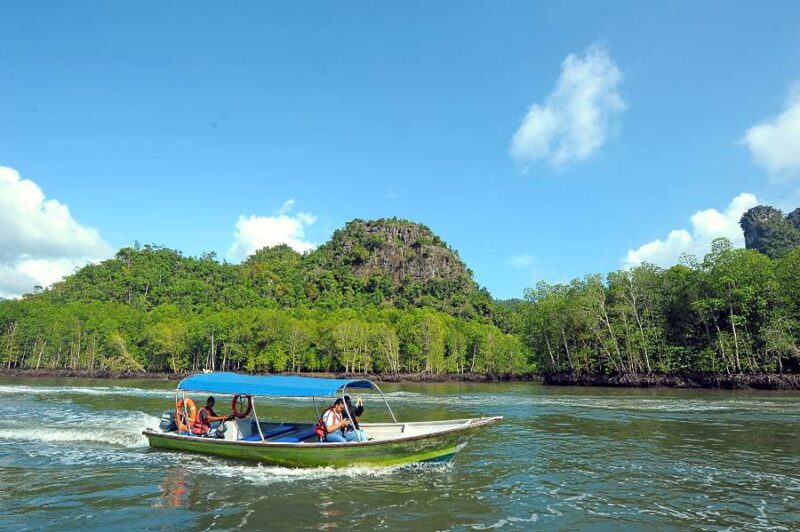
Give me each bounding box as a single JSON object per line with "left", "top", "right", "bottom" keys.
{"left": 0, "top": 377, "right": 797, "bottom": 530}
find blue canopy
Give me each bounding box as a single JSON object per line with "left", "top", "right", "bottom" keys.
{"left": 177, "top": 373, "right": 376, "bottom": 398}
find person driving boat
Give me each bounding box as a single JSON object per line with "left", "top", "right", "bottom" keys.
{"left": 193, "top": 396, "right": 233, "bottom": 437}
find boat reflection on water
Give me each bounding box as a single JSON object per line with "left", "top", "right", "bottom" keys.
{"left": 316, "top": 495, "right": 341, "bottom": 523}
{"left": 157, "top": 466, "right": 193, "bottom": 509}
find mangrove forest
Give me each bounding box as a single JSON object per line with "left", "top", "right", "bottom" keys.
{"left": 1, "top": 212, "right": 799, "bottom": 380}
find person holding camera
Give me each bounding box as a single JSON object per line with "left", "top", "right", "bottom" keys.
{"left": 321, "top": 398, "right": 358, "bottom": 443}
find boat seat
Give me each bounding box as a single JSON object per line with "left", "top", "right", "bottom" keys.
{"left": 239, "top": 425, "right": 296, "bottom": 441}
{"left": 272, "top": 427, "right": 319, "bottom": 443}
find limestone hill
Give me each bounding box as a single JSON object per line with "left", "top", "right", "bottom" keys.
{"left": 41, "top": 218, "right": 494, "bottom": 322}
{"left": 740, "top": 206, "right": 800, "bottom": 258}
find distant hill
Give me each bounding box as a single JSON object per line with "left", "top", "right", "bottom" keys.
{"left": 41, "top": 218, "right": 494, "bottom": 321}
{"left": 740, "top": 206, "right": 800, "bottom": 258}
{"left": 310, "top": 219, "right": 492, "bottom": 318}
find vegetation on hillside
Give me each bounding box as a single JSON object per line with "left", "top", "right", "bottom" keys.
{"left": 41, "top": 218, "right": 493, "bottom": 320}
{"left": 0, "top": 219, "right": 524, "bottom": 375}
{"left": 740, "top": 205, "right": 800, "bottom": 258}
{"left": 2, "top": 213, "right": 799, "bottom": 380}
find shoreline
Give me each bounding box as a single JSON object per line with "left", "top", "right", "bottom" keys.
{"left": 542, "top": 372, "right": 800, "bottom": 390}
{"left": 0, "top": 368, "right": 540, "bottom": 384}
{"left": 1, "top": 368, "right": 799, "bottom": 390}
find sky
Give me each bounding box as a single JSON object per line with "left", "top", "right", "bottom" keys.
{"left": 1, "top": 1, "right": 800, "bottom": 300}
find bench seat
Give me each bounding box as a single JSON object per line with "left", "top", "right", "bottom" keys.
{"left": 239, "top": 425, "right": 296, "bottom": 441}
{"left": 272, "top": 427, "right": 319, "bottom": 443}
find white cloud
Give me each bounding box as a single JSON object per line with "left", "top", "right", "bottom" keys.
{"left": 0, "top": 166, "right": 112, "bottom": 298}
{"left": 624, "top": 193, "right": 759, "bottom": 267}
{"left": 508, "top": 254, "right": 535, "bottom": 268}
{"left": 743, "top": 82, "right": 800, "bottom": 178}
{"left": 227, "top": 200, "right": 317, "bottom": 261}
{"left": 511, "top": 43, "right": 626, "bottom": 168}
{"left": 278, "top": 199, "right": 296, "bottom": 214}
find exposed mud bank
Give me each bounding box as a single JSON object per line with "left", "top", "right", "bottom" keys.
{"left": 2, "top": 368, "right": 797, "bottom": 389}
{"left": 543, "top": 372, "right": 800, "bottom": 390}
{"left": 0, "top": 368, "right": 188, "bottom": 380}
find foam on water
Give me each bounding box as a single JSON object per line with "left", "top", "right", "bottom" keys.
{"left": 0, "top": 384, "right": 173, "bottom": 398}
{"left": 3, "top": 426, "right": 148, "bottom": 448}
{"left": 386, "top": 391, "right": 795, "bottom": 415}
{"left": 1, "top": 411, "right": 160, "bottom": 448}
{"left": 385, "top": 391, "right": 424, "bottom": 398}
{"left": 468, "top": 512, "right": 539, "bottom": 529}
{"left": 196, "top": 461, "right": 402, "bottom": 485}
{"left": 184, "top": 456, "right": 449, "bottom": 486}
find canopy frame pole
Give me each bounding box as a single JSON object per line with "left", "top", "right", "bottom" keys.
{"left": 340, "top": 386, "right": 362, "bottom": 442}
{"left": 372, "top": 383, "right": 398, "bottom": 423}
{"left": 174, "top": 390, "right": 180, "bottom": 432}
{"left": 250, "top": 395, "right": 266, "bottom": 442}
{"left": 181, "top": 390, "right": 192, "bottom": 434}
{"left": 312, "top": 396, "right": 320, "bottom": 418}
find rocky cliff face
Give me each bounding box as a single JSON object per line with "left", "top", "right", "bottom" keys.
{"left": 311, "top": 218, "right": 491, "bottom": 317}
{"left": 740, "top": 205, "right": 800, "bottom": 257}
{"left": 321, "top": 219, "right": 471, "bottom": 287}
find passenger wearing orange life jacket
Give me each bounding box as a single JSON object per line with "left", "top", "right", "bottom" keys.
{"left": 193, "top": 396, "right": 233, "bottom": 437}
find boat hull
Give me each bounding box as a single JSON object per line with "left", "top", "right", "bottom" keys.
{"left": 143, "top": 417, "right": 501, "bottom": 468}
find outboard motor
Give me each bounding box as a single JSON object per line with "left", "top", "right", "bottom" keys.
{"left": 159, "top": 411, "right": 177, "bottom": 432}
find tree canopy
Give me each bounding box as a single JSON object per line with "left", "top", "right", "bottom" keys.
{"left": 0, "top": 220, "right": 523, "bottom": 375}
{"left": 522, "top": 239, "right": 800, "bottom": 376}
{"left": 2, "top": 217, "right": 799, "bottom": 378}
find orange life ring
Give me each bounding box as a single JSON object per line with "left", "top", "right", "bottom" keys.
{"left": 231, "top": 395, "right": 253, "bottom": 419}
{"left": 175, "top": 398, "right": 196, "bottom": 432}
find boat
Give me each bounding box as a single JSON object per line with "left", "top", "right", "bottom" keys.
{"left": 143, "top": 372, "right": 502, "bottom": 468}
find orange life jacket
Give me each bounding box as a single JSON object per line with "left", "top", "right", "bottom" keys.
{"left": 192, "top": 407, "right": 214, "bottom": 435}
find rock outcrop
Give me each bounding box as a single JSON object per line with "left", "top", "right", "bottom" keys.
{"left": 318, "top": 219, "right": 472, "bottom": 288}
{"left": 740, "top": 205, "right": 800, "bottom": 258}
{"left": 311, "top": 218, "right": 491, "bottom": 318}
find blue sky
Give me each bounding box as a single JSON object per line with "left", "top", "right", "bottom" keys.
{"left": 1, "top": 1, "right": 800, "bottom": 299}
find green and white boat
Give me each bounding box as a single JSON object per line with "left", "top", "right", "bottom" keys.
{"left": 143, "top": 373, "right": 502, "bottom": 468}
